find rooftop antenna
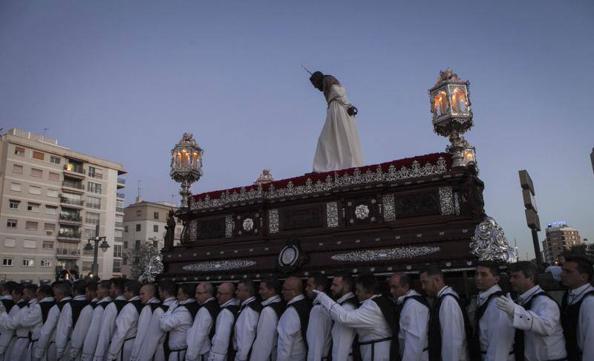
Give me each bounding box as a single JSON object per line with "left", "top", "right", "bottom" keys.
{"left": 42, "top": 128, "right": 49, "bottom": 137}
{"left": 136, "top": 180, "right": 142, "bottom": 203}
{"left": 301, "top": 64, "right": 313, "bottom": 75}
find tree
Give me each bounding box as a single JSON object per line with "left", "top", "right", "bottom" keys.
{"left": 127, "top": 242, "right": 163, "bottom": 282}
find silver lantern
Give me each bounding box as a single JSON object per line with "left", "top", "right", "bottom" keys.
{"left": 170, "top": 133, "right": 203, "bottom": 208}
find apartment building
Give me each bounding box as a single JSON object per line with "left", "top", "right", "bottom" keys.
{"left": 0, "top": 129, "right": 126, "bottom": 283}
{"left": 121, "top": 200, "right": 182, "bottom": 278}
{"left": 542, "top": 221, "right": 583, "bottom": 263}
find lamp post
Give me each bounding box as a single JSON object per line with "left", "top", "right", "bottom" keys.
{"left": 429, "top": 68, "right": 477, "bottom": 168}
{"left": 170, "top": 133, "right": 204, "bottom": 208}
{"left": 84, "top": 224, "right": 110, "bottom": 278}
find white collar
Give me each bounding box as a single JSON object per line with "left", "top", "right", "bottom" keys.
{"left": 336, "top": 292, "right": 356, "bottom": 304}
{"left": 127, "top": 296, "right": 140, "bottom": 302}
{"left": 569, "top": 283, "right": 593, "bottom": 296}
{"left": 287, "top": 294, "right": 305, "bottom": 305}
{"left": 148, "top": 297, "right": 160, "bottom": 304}
{"left": 91, "top": 298, "right": 99, "bottom": 303}
{"left": 478, "top": 285, "right": 502, "bottom": 304}
{"left": 73, "top": 295, "right": 87, "bottom": 301}
{"left": 179, "top": 298, "right": 195, "bottom": 305}
{"left": 200, "top": 297, "right": 216, "bottom": 305}
{"left": 60, "top": 296, "right": 72, "bottom": 302}
{"left": 0, "top": 295, "right": 12, "bottom": 300}
{"left": 115, "top": 295, "right": 126, "bottom": 301}
{"left": 261, "top": 295, "right": 281, "bottom": 306}
{"left": 241, "top": 296, "right": 256, "bottom": 306}
{"left": 437, "top": 286, "right": 451, "bottom": 297}
{"left": 100, "top": 296, "right": 112, "bottom": 303}
{"left": 40, "top": 297, "right": 55, "bottom": 303}
{"left": 397, "top": 289, "right": 420, "bottom": 304}
{"left": 221, "top": 298, "right": 239, "bottom": 307}
{"left": 519, "top": 285, "right": 541, "bottom": 304}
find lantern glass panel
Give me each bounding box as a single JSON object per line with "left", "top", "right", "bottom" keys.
{"left": 433, "top": 90, "right": 449, "bottom": 117}
{"left": 450, "top": 86, "right": 469, "bottom": 115}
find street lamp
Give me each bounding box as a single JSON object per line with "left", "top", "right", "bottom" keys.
{"left": 170, "top": 133, "right": 203, "bottom": 208}
{"left": 84, "top": 224, "right": 110, "bottom": 278}
{"left": 429, "top": 68, "right": 476, "bottom": 168}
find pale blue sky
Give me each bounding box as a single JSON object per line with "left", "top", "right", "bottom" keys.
{"left": 1, "top": 0, "right": 593, "bottom": 259}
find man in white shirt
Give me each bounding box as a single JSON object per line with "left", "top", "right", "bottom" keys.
{"left": 108, "top": 280, "right": 143, "bottom": 361}
{"left": 327, "top": 273, "right": 357, "bottom": 361}
{"left": 471, "top": 262, "right": 514, "bottom": 361}
{"left": 314, "top": 274, "right": 393, "bottom": 361}
{"left": 560, "top": 256, "right": 594, "bottom": 361}
{"left": 19, "top": 285, "right": 54, "bottom": 361}
{"left": 496, "top": 261, "right": 566, "bottom": 361}
{"left": 277, "top": 276, "right": 310, "bottom": 361}
{"left": 0, "top": 283, "right": 29, "bottom": 359}
{"left": 133, "top": 281, "right": 177, "bottom": 361}
{"left": 69, "top": 281, "right": 97, "bottom": 361}
{"left": 209, "top": 282, "right": 239, "bottom": 361}
{"left": 186, "top": 282, "right": 218, "bottom": 361}
{"left": 389, "top": 272, "right": 429, "bottom": 361}
{"left": 233, "top": 280, "right": 260, "bottom": 361}
{"left": 55, "top": 280, "right": 88, "bottom": 360}
{"left": 250, "top": 278, "right": 283, "bottom": 361}
{"left": 129, "top": 283, "right": 160, "bottom": 361}
{"left": 160, "top": 283, "right": 197, "bottom": 361}
{"left": 94, "top": 278, "right": 128, "bottom": 361}
{"left": 420, "top": 266, "right": 469, "bottom": 361}
{"left": 34, "top": 281, "right": 72, "bottom": 361}
{"left": 305, "top": 273, "right": 331, "bottom": 361}
{"left": 81, "top": 280, "right": 112, "bottom": 361}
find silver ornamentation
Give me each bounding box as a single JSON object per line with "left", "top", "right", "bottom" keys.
{"left": 331, "top": 246, "right": 441, "bottom": 262}
{"left": 469, "top": 216, "right": 517, "bottom": 262}
{"left": 439, "top": 187, "right": 455, "bottom": 215}
{"left": 182, "top": 259, "right": 257, "bottom": 272}
{"left": 326, "top": 202, "right": 339, "bottom": 228}
{"left": 355, "top": 204, "right": 370, "bottom": 220}
{"left": 225, "top": 215, "right": 233, "bottom": 238}
{"left": 189, "top": 220, "right": 198, "bottom": 241}
{"left": 191, "top": 157, "right": 449, "bottom": 210}
{"left": 243, "top": 218, "right": 254, "bottom": 231}
{"left": 382, "top": 194, "right": 395, "bottom": 221}
{"left": 268, "top": 209, "right": 279, "bottom": 233}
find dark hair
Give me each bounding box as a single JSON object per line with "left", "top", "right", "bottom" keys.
{"left": 111, "top": 278, "right": 125, "bottom": 294}
{"left": 565, "top": 256, "right": 594, "bottom": 281}
{"left": 25, "top": 284, "right": 38, "bottom": 294}
{"left": 52, "top": 281, "right": 72, "bottom": 297}
{"left": 124, "top": 280, "right": 141, "bottom": 295}
{"left": 98, "top": 280, "right": 111, "bottom": 291}
{"left": 3, "top": 281, "right": 18, "bottom": 294}
{"left": 309, "top": 273, "right": 329, "bottom": 290}
{"left": 72, "top": 280, "right": 87, "bottom": 296}
{"left": 260, "top": 277, "right": 280, "bottom": 294}
{"left": 393, "top": 272, "right": 411, "bottom": 288}
{"left": 86, "top": 281, "right": 98, "bottom": 293}
{"left": 477, "top": 261, "right": 502, "bottom": 277}
{"left": 356, "top": 274, "right": 378, "bottom": 294}
{"left": 179, "top": 283, "right": 195, "bottom": 298}
{"left": 238, "top": 280, "right": 256, "bottom": 296}
{"left": 421, "top": 265, "right": 443, "bottom": 277}
{"left": 13, "top": 283, "right": 24, "bottom": 296}
{"left": 38, "top": 285, "right": 53, "bottom": 298}
{"left": 159, "top": 280, "right": 177, "bottom": 297}
{"left": 334, "top": 272, "right": 355, "bottom": 292}
{"left": 509, "top": 261, "right": 538, "bottom": 281}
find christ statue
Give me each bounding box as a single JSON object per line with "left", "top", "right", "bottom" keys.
{"left": 309, "top": 71, "right": 364, "bottom": 172}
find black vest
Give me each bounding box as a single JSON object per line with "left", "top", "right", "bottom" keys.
{"left": 392, "top": 295, "right": 429, "bottom": 361}
{"left": 56, "top": 298, "right": 71, "bottom": 311}
{"left": 39, "top": 300, "right": 56, "bottom": 323}
{"left": 16, "top": 300, "right": 28, "bottom": 309}
{"left": 70, "top": 299, "right": 90, "bottom": 327}
{"left": 129, "top": 299, "right": 144, "bottom": 315}
{"left": 114, "top": 299, "right": 127, "bottom": 314}
{"left": 428, "top": 291, "right": 472, "bottom": 361}
{"left": 561, "top": 289, "right": 594, "bottom": 361}
{"left": 371, "top": 295, "right": 398, "bottom": 361}
{"left": 469, "top": 290, "right": 504, "bottom": 359}
{"left": 179, "top": 301, "right": 200, "bottom": 319}
{"left": 221, "top": 304, "right": 240, "bottom": 360}
{"left": 339, "top": 295, "right": 361, "bottom": 361}
{"left": 90, "top": 300, "right": 98, "bottom": 309}
{"left": 150, "top": 302, "right": 165, "bottom": 312}
{"left": 202, "top": 299, "right": 221, "bottom": 339}
{"left": 98, "top": 300, "right": 111, "bottom": 309}
{"left": 1, "top": 299, "right": 15, "bottom": 313}
{"left": 287, "top": 298, "right": 311, "bottom": 350}
{"left": 264, "top": 299, "right": 285, "bottom": 319}
{"left": 513, "top": 291, "right": 559, "bottom": 361}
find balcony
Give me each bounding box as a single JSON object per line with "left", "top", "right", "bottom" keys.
{"left": 115, "top": 222, "right": 124, "bottom": 229}
{"left": 56, "top": 248, "right": 81, "bottom": 259}
{"left": 117, "top": 193, "right": 125, "bottom": 199}
{"left": 60, "top": 197, "right": 84, "bottom": 208}
{"left": 57, "top": 230, "right": 81, "bottom": 242}
{"left": 62, "top": 181, "right": 84, "bottom": 193}
{"left": 116, "top": 207, "right": 124, "bottom": 213}
{"left": 59, "top": 213, "right": 82, "bottom": 225}
{"left": 63, "top": 164, "right": 85, "bottom": 178}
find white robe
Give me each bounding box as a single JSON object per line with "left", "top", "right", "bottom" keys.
{"left": 306, "top": 301, "right": 332, "bottom": 361}
{"left": 34, "top": 301, "right": 62, "bottom": 361}
{"left": 0, "top": 300, "right": 29, "bottom": 361}
{"left": 108, "top": 296, "right": 141, "bottom": 361}
{"left": 55, "top": 296, "right": 78, "bottom": 360}
{"left": 69, "top": 298, "right": 97, "bottom": 361}
{"left": 397, "top": 290, "right": 429, "bottom": 361}
{"left": 129, "top": 297, "right": 160, "bottom": 361}
{"left": 160, "top": 298, "right": 194, "bottom": 361}
{"left": 512, "top": 285, "right": 566, "bottom": 361}
{"left": 277, "top": 295, "right": 307, "bottom": 361}
{"left": 436, "top": 286, "right": 468, "bottom": 361}
{"left": 186, "top": 298, "right": 215, "bottom": 361}
{"left": 94, "top": 296, "right": 127, "bottom": 361}
{"left": 475, "top": 286, "right": 514, "bottom": 361}
{"left": 209, "top": 298, "right": 239, "bottom": 361}
{"left": 233, "top": 297, "right": 260, "bottom": 361}
{"left": 81, "top": 297, "right": 112, "bottom": 361}
{"left": 133, "top": 297, "right": 176, "bottom": 361}
{"left": 313, "top": 84, "right": 363, "bottom": 172}
{"left": 249, "top": 295, "right": 282, "bottom": 361}
{"left": 315, "top": 292, "right": 391, "bottom": 361}
{"left": 331, "top": 293, "right": 356, "bottom": 361}
{"left": 566, "top": 283, "right": 594, "bottom": 361}
{"left": 20, "top": 298, "right": 53, "bottom": 361}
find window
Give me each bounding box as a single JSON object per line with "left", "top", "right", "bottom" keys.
{"left": 123, "top": 241, "right": 128, "bottom": 249}
{"left": 154, "top": 212, "right": 159, "bottom": 220}
{"left": 23, "top": 240, "right": 36, "bottom": 248}
{"left": 27, "top": 202, "right": 41, "bottom": 212}
{"left": 124, "top": 225, "right": 128, "bottom": 233}
{"left": 7, "top": 219, "right": 17, "bottom": 228}
{"left": 47, "top": 189, "right": 59, "bottom": 198}
{"left": 44, "top": 223, "right": 56, "bottom": 231}
{"left": 25, "top": 221, "right": 38, "bottom": 230}
{"left": 50, "top": 156, "right": 61, "bottom": 164}
{"left": 136, "top": 224, "right": 141, "bottom": 232}
{"left": 10, "top": 183, "right": 21, "bottom": 192}
{"left": 86, "top": 196, "right": 101, "bottom": 209}
{"left": 153, "top": 225, "right": 158, "bottom": 232}
{"left": 85, "top": 212, "right": 100, "bottom": 225}
{"left": 136, "top": 209, "right": 142, "bottom": 217}
{"left": 4, "top": 239, "right": 15, "bottom": 247}
{"left": 9, "top": 200, "right": 20, "bottom": 209}
{"left": 114, "top": 244, "right": 122, "bottom": 258}
{"left": 14, "top": 146, "right": 25, "bottom": 156}
{"left": 32, "top": 151, "right": 44, "bottom": 160}
{"left": 49, "top": 172, "right": 60, "bottom": 182}
{"left": 88, "top": 166, "right": 103, "bottom": 178}
{"left": 29, "top": 186, "right": 41, "bottom": 195}
{"left": 45, "top": 205, "right": 58, "bottom": 215}
{"left": 12, "top": 164, "right": 23, "bottom": 175}
{"left": 42, "top": 241, "right": 54, "bottom": 249}
{"left": 87, "top": 182, "right": 102, "bottom": 194}
{"left": 23, "top": 259, "right": 34, "bottom": 267}
{"left": 30, "top": 168, "right": 43, "bottom": 178}
{"left": 135, "top": 240, "right": 141, "bottom": 249}
{"left": 41, "top": 259, "right": 52, "bottom": 267}
{"left": 2, "top": 258, "right": 13, "bottom": 266}
{"left": 112, "top": 259, "right": 122, "bottom": 273}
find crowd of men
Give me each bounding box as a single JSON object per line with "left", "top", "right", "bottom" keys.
{"left": 0, "top": 256, "right": 592, "bottom": 361}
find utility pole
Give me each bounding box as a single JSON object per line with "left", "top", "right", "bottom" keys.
{"left": 519, "top": 170, "right": 543, "bottom": 269}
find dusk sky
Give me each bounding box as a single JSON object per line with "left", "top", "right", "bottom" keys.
{"left": 1, "top": 0, "right": 593, "bottom": 259}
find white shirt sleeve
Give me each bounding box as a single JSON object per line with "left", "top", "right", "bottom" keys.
{"left": 276, "top": 307, "right": 301, "bottom": 361}
{"left": 400, "top": 300, "right": 429, "bottom": 361}
{"left": 331, "top": 302, "right": 356, "bottom": 361}
{"left": 439, "top": 296, "right": 467, "bottom": 361}
{"left": 55, "top": 303, "right": 73, "bottom": 359}
{"left": 209, "top": 308, "right": 235, "bottom": 361}
{"left": 317, "top": 293, "right": 376, "bottom": 329}
{"left": 512, "top": 297, "right": 559, "bottom": 336}
{"left": 186, "top": 307, "right": 213, "bottom": 361}
{"left": 580, "top": 296, "right": 594, "bottom": 361}
{"left": 17, "top": 304, "right": 42, "bottom": 329}
{"left": 249, "top": 307, "right": 278, "bottom": 361}
{"left": 235, "top": 307, "right": 259, "bottom": 361}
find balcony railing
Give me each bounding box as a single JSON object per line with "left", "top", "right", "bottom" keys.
{"left": 57, "top": 230, "right": 81, "bottom": 239}
{"left": 114, "top": 236, "right": 124, "bottom": 243}
{"left": 59, "top": 213, "right": 82, "bottom": 222}
{"left": 62, "top": 181, "right": 84, "bottom": 190}
{"left": 117, "top": 178, "right": 126, "bottom": 184}
{"left": 115, "top": 222, "right": 124, "bottom": 228}
{"left": 117, "top": 193, "right": 125, "bottom": 199}
{"left": 60, "top": 197, "right": 84, "bottom": 206}
{"left": 64, "top": 164, "right": 85, "bottom": 175}
{"left": 56, "top": 248, "right": 81, "bottom": 257}
{"left": 116, "top": 207, "right": 124, "bottom": 213}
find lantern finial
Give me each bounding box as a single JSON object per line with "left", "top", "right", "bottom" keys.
{"left": 170, "top": 133, "right": 203, "bottom": 208}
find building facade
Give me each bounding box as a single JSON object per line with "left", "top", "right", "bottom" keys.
{"left": 0, "top": 129, "right": 126, "bottom": 283}
{"left": 543, "top": 221, "right": 583, "bottom": 263}
{"left": 121, "top": 200, "right": 182, "bottom": 278}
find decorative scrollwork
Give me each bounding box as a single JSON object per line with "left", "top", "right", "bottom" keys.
{"left": 469, "top": 216, "right": 517, "bottom": 262}
{"left": 182, "top": 259, "right": 257, "bottom": 272}
{"left": 331, "top": 246, "right": 441, "bottom": 262}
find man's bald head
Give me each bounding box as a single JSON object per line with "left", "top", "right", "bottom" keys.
{"left": 216, "top": 282, "right": 236, "bottom": 305}
{"left": 139, "top": 283, "right": 156, "bottom": 304}
{"left": 282, "top": 276, "right": 303, "bottom": 302}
